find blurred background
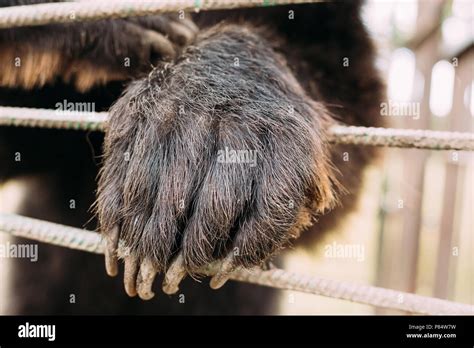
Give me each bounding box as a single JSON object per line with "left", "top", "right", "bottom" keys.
{"left": 279, "top": 0, "right": 473, "bottom": 314}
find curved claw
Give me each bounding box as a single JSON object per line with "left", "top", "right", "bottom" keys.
{"left": 168, "top": 21, "right": 196, "bottom": 46}
{"left": 137, "top": 258, "right": 158, "bottom": 300}
{"left": 179, "top": 18, "right": 199, "bottom": 33}
{"left": 144, "top": 29, "right": 176, "bottom": 59}
{"left": 162, "top": 252, "right": 187, "bottom": 295}
{"left": 104, "top": 225, "right": 120, "bottom": 277}
{"left": 124, "top": 254, "right": 139, "bottom": 297}
{"left": 210, "top": 253, "right": 236, "bottom": 290}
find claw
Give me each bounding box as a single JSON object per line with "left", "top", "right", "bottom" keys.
{"left": 137, "top": 258, "right": 158, "bottom": 300}
{"left": 162, "top": 252, "right": 187, "bottom": 295}
{"left": 104, "top": 225, "right": 120, "bottom": 277}
{"left": 210, "top": 253, "right": 236, "bottom": 290}
{"left": 179, "top": 18, "right": 199, "bottom": 33}
{"left": 144, "top": 29, "right": 176, "bottom": 59}
{"left": 168, "top": 21, "right": 196, "bottom": 46}
{"left": 124, "top": 254, "right": 139, "bottom": 297}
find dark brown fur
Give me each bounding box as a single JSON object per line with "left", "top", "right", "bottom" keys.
{"left": 97, "top": 24, "right": 338, "bottom": 272}
{"left": 0, "top": 0, "right": 194, "bottom": 90}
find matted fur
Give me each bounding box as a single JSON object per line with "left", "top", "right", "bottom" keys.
{"left": 96, "top": 25, "right": 338, "bottom": 272}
